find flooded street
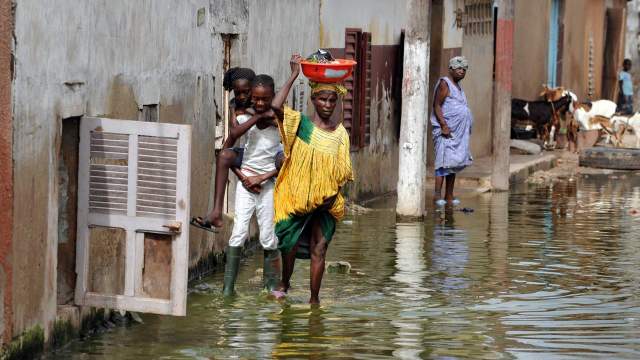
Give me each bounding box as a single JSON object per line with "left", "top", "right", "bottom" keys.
{"left": 49, "top": 173, "right": 640, "bottom": 359}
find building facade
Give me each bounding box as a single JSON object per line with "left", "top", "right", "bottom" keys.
{"left": 1, "top": 0, "right": 407, "bottom": 355}
{"left": 428, "top": 0, "right": 628, "bottom": 168}
{"left": 0, "top": 0, "right": 631, "bottom": 356}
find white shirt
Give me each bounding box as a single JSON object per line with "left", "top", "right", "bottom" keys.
{"left": 237, "top": 115, "right": 281, "bottom": 175}
{"left": 234, "top": 114, "right": 250, "bottom": 148}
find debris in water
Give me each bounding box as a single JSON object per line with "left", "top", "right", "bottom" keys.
{"left": 458, "top": 207, "right": 474, "bottom": 213}
{"left": 343, "top": 220, "right": 353, "bottom": 225}
{"left": 129, "top": 312, "right": 144, "bottom": 324}
{"left": 326, "top": 261, "right": 351, "bottom": 274}
{"left": 346, "top": 202, "right": 371, "bottom": 215}
{"left": 629, "top": 208, "right": 640, "bottom": 216}
{"left": 194, "top": 283, "right": 215, "bottom": 292}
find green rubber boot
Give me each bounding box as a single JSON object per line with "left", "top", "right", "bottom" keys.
{"left": 223, "top": 246, "right": 242, "bottom": 296}
{"left": 263, "top": 249, "right": 282, "bottom": 292}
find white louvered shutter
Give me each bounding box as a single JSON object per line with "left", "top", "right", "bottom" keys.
{"left": 75, "top": 117, "right": 191, "bottom": 316}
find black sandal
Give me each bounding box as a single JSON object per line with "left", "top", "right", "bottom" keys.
{"left": 190, "top": 217, "right": 218, "bottom": 233}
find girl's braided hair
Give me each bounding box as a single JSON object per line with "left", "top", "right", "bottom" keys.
{"left": 223, "top": 67, "right": 256, "bottom": 91}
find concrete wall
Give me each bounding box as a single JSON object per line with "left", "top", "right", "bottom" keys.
{"left": 319, "top": 0, "right": 409, "bottom": 47}
{"left": 0, "top": 0, "right": 14, "bottom": 345}
{"left": 443, "top": 0, "right": 464, "bottom": 49}
{"left": 247, "top": 0, "right": 320, "bottom": 81}
{"left": 512, "top": 0, "right": 550, "bottom": 100}
{"left": 9, "top": 0, "right": 319, "bottom": 348}
{"left": 319, "top": 0, "right": 408, "bottom": 199}
{"left": 462, "top": 32, "right": 494, "bottom": 159}
{"left": 11, "top": 0, "right": 218, "bottom": 341}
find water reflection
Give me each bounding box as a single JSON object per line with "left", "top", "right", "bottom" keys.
{"left": 48, "top": 174, "right": 640, "bottom": 359}
{"left": 392, "top": 222, "right": 427, "bottom": 359}
{"left": 430, "top": 208, "right": 469, "bottom": 294}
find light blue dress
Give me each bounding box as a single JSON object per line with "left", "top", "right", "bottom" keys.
{"left": 431, "top": 77, "right": 473, "bottom": 176}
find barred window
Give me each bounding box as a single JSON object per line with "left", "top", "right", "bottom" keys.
{"left": 464, "top": 0, "right": 493, "bottom": 36}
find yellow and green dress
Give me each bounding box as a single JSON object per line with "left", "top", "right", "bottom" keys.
{"left": 274, "top": 107, "right": 353, "bottom": 259}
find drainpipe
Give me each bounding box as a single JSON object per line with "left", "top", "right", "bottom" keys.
{"left": 491, "top": 0, "right": 514, "bottom": 191}
{"left": 0, "top": 0, "right": 14, "bottom": 343}
{"left": 396, "top": 0, "right": 430, "bottom": 218}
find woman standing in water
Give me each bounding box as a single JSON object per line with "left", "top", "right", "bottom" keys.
{"left": 271, "top": 54, "right": 353, "bottom": 304}
{"left": 432, "top": 56, "right": 473, "bottom": 206}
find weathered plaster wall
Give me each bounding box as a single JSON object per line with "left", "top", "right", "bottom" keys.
{"left": 319, "top": 0, "right": 406, "bottom": 200}
{"left": 462, "top": 33, "right": 494, "bottom": 159}
{"left": 512, "top": 0, "right": 550, "bottom": 100}
{"left": 443, "top": 0, "right": 464, "bottom": 49}
{"left": 246, "top": 0, "right": 320, "bottom": 84}
{"left": 11, "top": 0, "right": 218, "bottom": 340}
{"left": 319, "top": 0, "right": 409, "bottom": 47}
{"left": 10, "top": 0, "right": 322, "bottom": 346}
{"left": 0, "top": 0, "right": 14, "bottom": 345}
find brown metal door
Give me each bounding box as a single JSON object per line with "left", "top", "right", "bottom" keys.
{"left": 602, "top": 8, "right": 626, "bottom": 102}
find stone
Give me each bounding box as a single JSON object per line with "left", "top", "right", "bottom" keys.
{"left": 510, "top": 139, "right": 542, "bottom": 155}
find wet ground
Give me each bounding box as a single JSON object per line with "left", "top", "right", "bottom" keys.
{"left": 48, "top": 172, "right": 640, "bottom": 359}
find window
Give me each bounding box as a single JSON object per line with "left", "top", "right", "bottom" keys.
{"left": 463, "top": 0, "right": 493, "bottom": 36}
{"left": 344, "top": 28, "right": 372, "bottom": 149}
{"left": 75, "top": 117, "right": 191, "bottom": 316}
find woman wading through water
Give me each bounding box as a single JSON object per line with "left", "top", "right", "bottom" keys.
{"left": 271, "top": 54, "right": 353, "bottom": 304}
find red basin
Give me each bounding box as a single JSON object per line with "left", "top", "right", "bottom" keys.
{"left": 301, "top": 59, "right": 357, "bottom": 83}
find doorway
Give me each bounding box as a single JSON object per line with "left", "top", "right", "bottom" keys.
{"left": 57, "top": 116, "right": 80, "bottom": 305}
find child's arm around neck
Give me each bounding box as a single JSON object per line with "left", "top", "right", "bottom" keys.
{"left": 228, "top": 108, "right": 274, "bottom": 141}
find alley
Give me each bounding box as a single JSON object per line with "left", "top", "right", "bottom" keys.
{"left": 48, "top": 173, "right": 640, "bottom": 359}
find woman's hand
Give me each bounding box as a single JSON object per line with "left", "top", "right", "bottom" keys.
{"left": 441, "top": 124, "right": 452, "bottom": 138}
{"left": 290, "top": 54, "right": 303, "bottom": 76}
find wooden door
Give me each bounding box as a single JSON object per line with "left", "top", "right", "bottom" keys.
{"left": 75, "top": 117, "right": 191, "bottom": 316}
{"left": 602, "top": 8, "right": 626, "bottom": 102}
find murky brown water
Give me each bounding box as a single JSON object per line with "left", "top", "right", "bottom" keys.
{"left": 48, "top": 173, "right": 640, "bottom": 359}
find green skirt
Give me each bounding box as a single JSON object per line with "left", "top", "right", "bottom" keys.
{"left": 275, "top": 210, "right": 336, "bottom": 259}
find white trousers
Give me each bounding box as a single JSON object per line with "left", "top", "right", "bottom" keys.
{"left": 228, "top": 179, "right": 277, "bottom": 250}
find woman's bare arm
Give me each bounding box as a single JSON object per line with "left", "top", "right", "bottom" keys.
{"left": 433, "top": 79, "right": 451, "bottom": 138}
{"left": 271, "top": 54, "right": 303, "bottom": 120}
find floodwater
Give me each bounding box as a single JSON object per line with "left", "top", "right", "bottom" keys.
{"left": 49, "top": 173, "right": 640, "bottom": 359}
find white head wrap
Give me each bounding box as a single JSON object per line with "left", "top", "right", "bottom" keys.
{"left": 449, "top": 56, "right": 469, "bottom": 70}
